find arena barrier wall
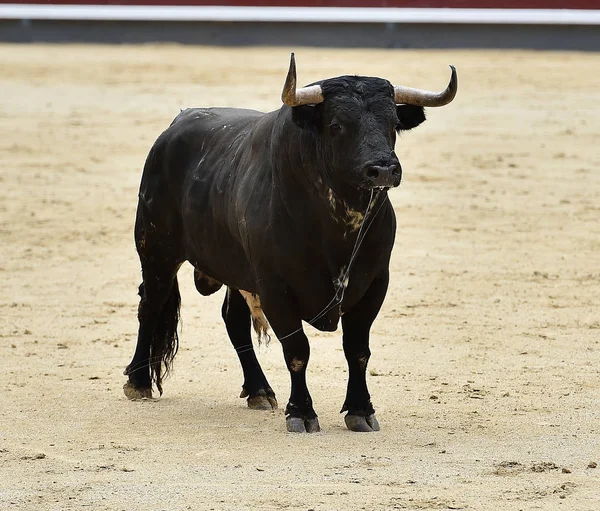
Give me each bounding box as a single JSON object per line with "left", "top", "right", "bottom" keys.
{"left": 1, "top": 1, "right": 599, "bottom": 49}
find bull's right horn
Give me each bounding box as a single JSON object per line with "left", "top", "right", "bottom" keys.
{"left": 394, "top": 65, "right": 458, "bottom": 107}
{"left": 281, "top": 53, "right": 324, "bottom": 107}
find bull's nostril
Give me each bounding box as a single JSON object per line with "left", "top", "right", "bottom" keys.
{"left": 366, "top": 167, "right": 379, "bottom": 179}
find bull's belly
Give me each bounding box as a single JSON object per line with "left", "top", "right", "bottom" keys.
{"left": 241, "top": 289, "right": 341, "bottom": 336}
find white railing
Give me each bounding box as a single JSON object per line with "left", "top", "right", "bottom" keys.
{"left": 0, "top": 5, "right": 599, "bottom": 25}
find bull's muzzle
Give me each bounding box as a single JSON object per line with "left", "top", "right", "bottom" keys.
{"left": 364, "top": 163, "right": 402, "bottom": 189}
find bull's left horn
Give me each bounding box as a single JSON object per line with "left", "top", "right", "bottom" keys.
{"left": 281, "top": 53, "right": 324, "bottom": 107}
{"left": 394, "top": 65, "right": 458, "bottom": 107}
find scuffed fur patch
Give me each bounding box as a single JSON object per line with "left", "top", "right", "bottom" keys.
{"left": 343, "top": 205, "right": 364, "bottom": 231}
{"left": 239, "top": 290, "right": 270, "bottom": 343}
{"left": 325, "top": 186, "right": 364, "bottom": 231}
{"left": 290, "top": 358, "right": 305, "bottom": 372}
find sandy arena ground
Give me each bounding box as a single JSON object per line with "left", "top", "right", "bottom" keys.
{"left": 1, "top": 44, "right": 599, "bottom": 510}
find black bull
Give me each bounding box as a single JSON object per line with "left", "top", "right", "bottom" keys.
{"left": 123, "top": 55, "right": 457, "bottom": 433}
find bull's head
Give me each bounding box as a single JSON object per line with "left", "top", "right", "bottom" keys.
{"left": 282, "top": 53, "right": 457, "bottom": 191}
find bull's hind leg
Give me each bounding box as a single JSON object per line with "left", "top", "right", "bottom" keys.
{"left": 124, "top": 199, "right": 183, "bottom": 399}
{"left": 123, "top": 261, "right": 182, "bottom": 399}
{"left": 222, "top": 288, "right": 277, "bottom": 410}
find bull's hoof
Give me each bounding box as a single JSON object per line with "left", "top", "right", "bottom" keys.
{"left": 123, "top": 381, "right": 152, "bottom": 400}
{"left": 344, "top": 414, "right": 380, "bottom": 432}
{"left": 248, "top": 394, "right": 278, "bottom": 410}
{"left": 240, "top": 388, "right": 278, "bottom": 410}
{"left": 286, "top": 416, "right": 321, "bottom": 433}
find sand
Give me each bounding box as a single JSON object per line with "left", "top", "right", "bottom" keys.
{"left": 1, "top": 44, "right": 599, "bottom": 510}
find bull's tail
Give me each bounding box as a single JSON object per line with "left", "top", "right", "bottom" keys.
{"left": 239, "top": 290, "right": 270, "bottom": 345}
{"left": 150, "top": 277, "right": 181, "bottom": 395}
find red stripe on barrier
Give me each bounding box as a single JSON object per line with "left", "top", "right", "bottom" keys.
{"left": 1, "top": 1, "right": 598, "bottom": 10}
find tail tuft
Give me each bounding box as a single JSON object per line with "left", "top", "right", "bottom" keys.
{"left": 150, "top": 278, "right": 181, "bottom": 393}
{"left": 240, "top": 290, "right": 270, "bottom": 345}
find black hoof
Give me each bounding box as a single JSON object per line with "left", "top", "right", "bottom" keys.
{"left": 344, "top": 413, "right": 380, "bottom": 432}
{"left": 286, "top": 416, "right": 321, "bottom": 433}
{"left": 240, "top": 388, "right": 278, "bottom": 410}
{"left": 123, "top": 381, "right": 153, "bottom": 400}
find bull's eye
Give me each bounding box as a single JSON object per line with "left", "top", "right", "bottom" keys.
{"left": 394, "top": 121, "right": 402, "bottom": 132}
{"left": 329, "top": 122, "right": 342, "bottom": 136}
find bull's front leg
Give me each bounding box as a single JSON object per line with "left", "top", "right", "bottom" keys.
{"left": 260, "top": 285, "right": 320, "bottom": 433}
{"left": 341, "top": 269, "right": 389, "bottom": 432}
{"left": 281, "top": 330, "right": 320, "bottom": 433}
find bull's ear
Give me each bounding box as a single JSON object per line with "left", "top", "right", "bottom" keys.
{"left": 291, "top": 105, "right": 320, "bottom": 130}
{"left": 396, "top": 105, "right": 426, "bottom": 131}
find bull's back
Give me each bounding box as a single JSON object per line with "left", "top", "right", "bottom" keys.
{"left": 160, "top": 107, "right": 266, "bottom": 185}
{"left": 137, "top": 107, "right": 272, "bottom": 291}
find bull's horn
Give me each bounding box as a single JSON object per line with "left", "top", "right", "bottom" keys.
{"left": 281, "top": 53, "right": 324, "bottom": 107}
{"left": 394, "top": 65, "right": 458, "bottom": 107}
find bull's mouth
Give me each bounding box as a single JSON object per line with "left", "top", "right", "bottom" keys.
{"left": 360, "top": 180, "right": 400, "bottom": 191}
